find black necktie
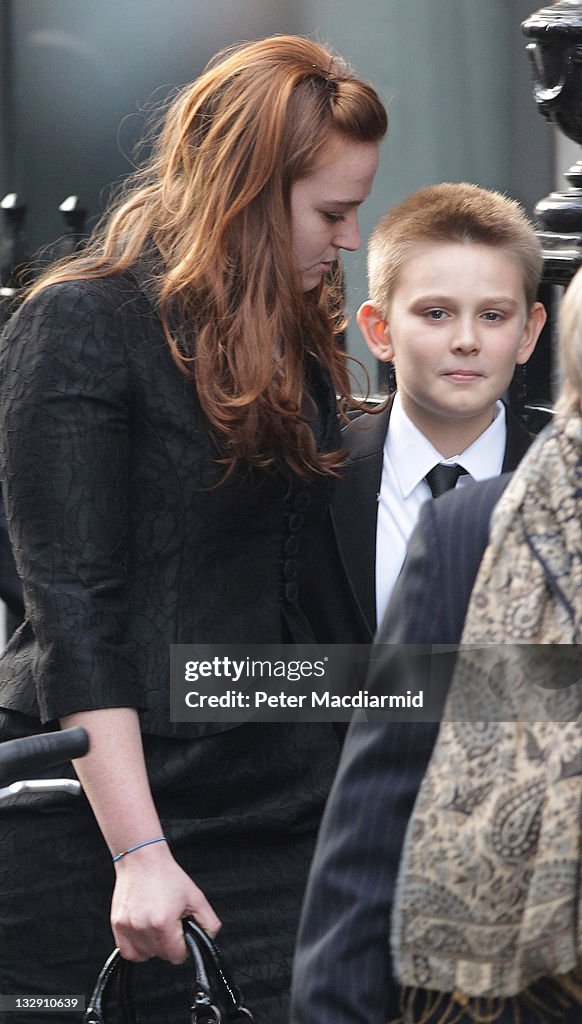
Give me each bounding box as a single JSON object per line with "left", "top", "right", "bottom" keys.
{"left": 424, "top": 462, "right": 468, "bottom": 499}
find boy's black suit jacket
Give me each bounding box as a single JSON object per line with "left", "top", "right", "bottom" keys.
{"left": 300, "top": 392, "right": 533, "bottom": 644}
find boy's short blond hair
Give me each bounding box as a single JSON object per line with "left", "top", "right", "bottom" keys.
{"left": 368, "top": 182, "right": 543, "bottom": 315}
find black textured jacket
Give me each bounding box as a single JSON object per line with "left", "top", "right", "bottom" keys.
{"left": 0, "top": 274, "right": 340, "bottom": 734}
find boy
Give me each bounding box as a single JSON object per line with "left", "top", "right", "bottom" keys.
{"left": 306, "top": 182, "right": 546, "bottom": 642}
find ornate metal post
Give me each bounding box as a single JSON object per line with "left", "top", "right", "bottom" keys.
{"left": 523, "top": 0, "right": 582, "bottom": 280}
{"left": 521, "top": 1, "right": 582, "bottom": 417}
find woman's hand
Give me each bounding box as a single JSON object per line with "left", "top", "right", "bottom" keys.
{"left": 111, "top": 840, "right": 221, "bottom": 963}
{"left": 59, "top": 707, "right": 221, "bottom": 963}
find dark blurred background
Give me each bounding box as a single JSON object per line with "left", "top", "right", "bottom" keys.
{"left": 0, "top": 0, "right": 558, "bottom": 377}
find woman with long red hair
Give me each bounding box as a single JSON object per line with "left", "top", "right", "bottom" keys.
{"left": 0, "top": 34, "right": 386, "bottom": 1024}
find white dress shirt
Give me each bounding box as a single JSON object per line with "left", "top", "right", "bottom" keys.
{"left": 375, "top": 393, "right": 507, "bottom": 627}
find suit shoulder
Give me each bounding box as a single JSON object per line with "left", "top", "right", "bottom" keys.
{"left": 428, "top": 474, "right": 511, "bottom": 535}
{"left": 0, "top": 276, "right": 143, "bottom": 391}
{"left": 341, "top": 403, "right": 391, "bottom": 460}
{"left": 503, "top": 404, "right": 534, "bottom": 468}
{"left": 5, "top": 273, "right": 147, "bottom": 334}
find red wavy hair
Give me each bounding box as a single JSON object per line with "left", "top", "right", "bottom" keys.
{"left": 27, "top": 35, "right": 387, "bottom": 477}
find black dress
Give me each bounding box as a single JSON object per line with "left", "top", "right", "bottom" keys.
{"left": 0, "top": 274, "right": 342, "bottom": 1024}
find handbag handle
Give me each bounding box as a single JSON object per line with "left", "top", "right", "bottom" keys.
{"left": 84, "top": 917, "right": 254, "bottom": 1024}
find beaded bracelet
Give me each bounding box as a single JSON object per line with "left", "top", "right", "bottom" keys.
{"left": 112, "top": 836, "right": 167, "bottom": 863}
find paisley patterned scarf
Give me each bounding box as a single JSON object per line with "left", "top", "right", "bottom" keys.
{"left": 391, "top": 414, "right": 582, "bottom": 1024}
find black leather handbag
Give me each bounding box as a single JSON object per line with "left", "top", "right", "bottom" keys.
{"left": 84, "top": 917, "right": 254, "bottom": 1024}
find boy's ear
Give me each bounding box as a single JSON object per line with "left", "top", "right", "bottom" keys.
{"left": 515, "top": 301, "right": 547, "bottom": 365}
{"left": 356, "top": 301, "right": 394, "bottom": 362}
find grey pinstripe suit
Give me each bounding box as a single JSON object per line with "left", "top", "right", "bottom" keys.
{"left": 291, "top": 474, "right": 514, "bottom": 1024}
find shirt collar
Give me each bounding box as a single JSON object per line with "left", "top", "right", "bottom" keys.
{"left": 386, "top": 393, "right": 507, "bottom": 499}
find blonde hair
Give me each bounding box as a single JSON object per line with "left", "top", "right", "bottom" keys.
{"left": 26, "top": 35, "right": 387, "bottom": 477}
{"left": 556, "top": 265, "right": 582, "bottom": 415}
{"left": 368, "top": 182, "right": 542, "bottom": 315}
